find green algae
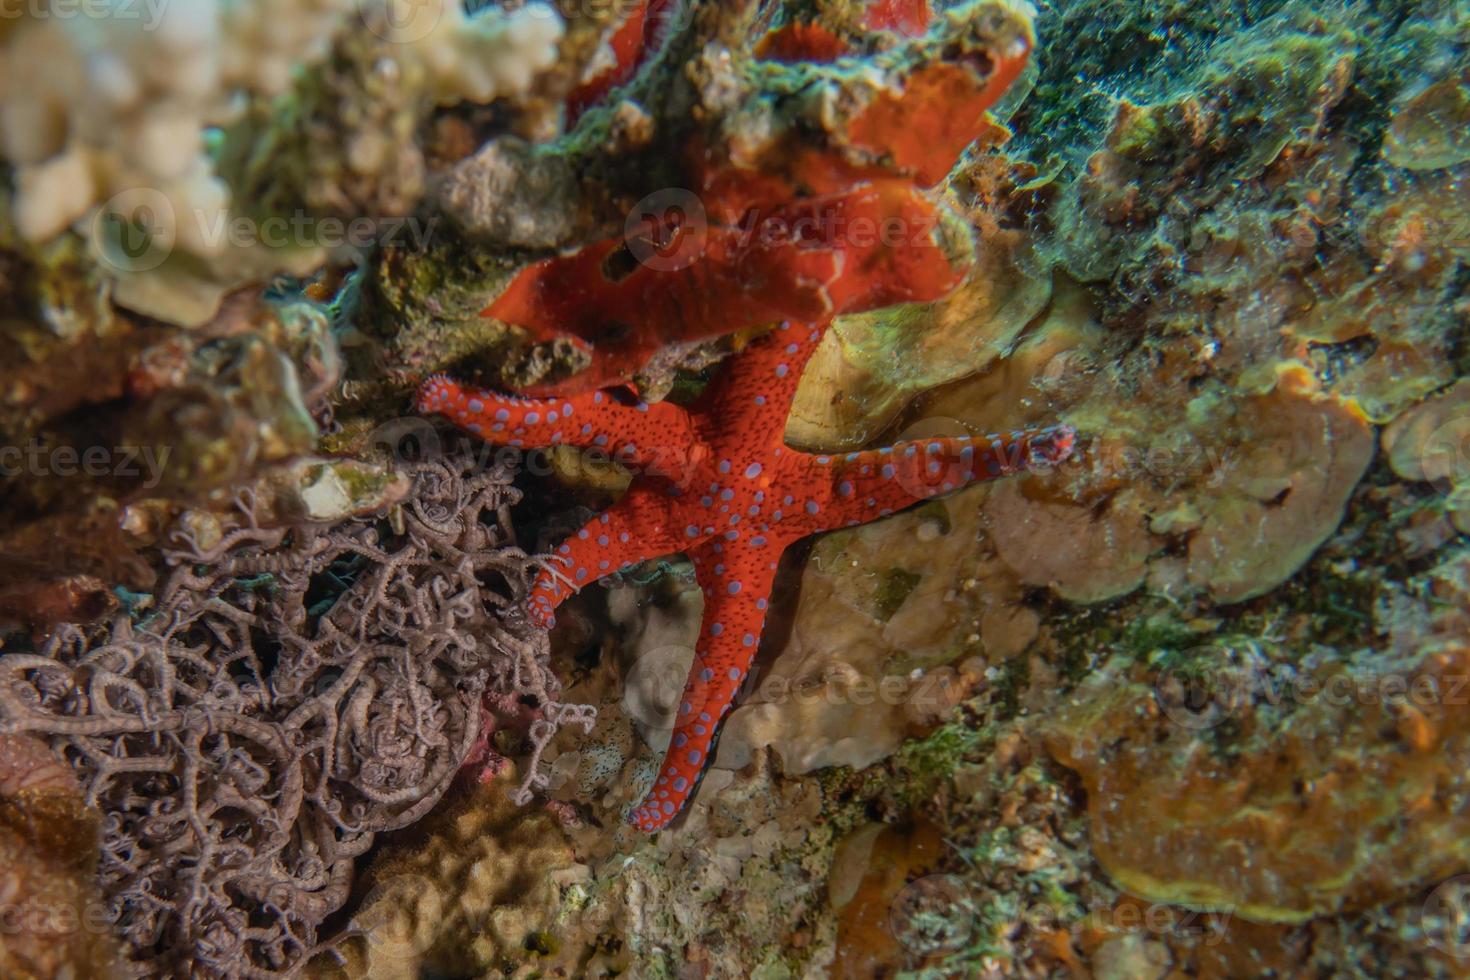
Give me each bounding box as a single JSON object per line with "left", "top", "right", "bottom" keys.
{"left": 873, "top": 567, "right": 924, "bottom": 622}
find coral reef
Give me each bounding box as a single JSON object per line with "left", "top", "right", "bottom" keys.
{"left": 1045, "top": 552, "right": 1470, "bottom": 925}
{"left": 354, "top": 0, "right": 1468, "bottom": 974}
{"left": 1, "top": 0, "right": 1468, "bottom": 975}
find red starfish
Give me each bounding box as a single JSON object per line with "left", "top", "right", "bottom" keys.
{"left": 417, "top": 322, "right": 1075, "bottom": 831}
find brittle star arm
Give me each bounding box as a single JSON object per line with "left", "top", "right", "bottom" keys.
{"left": 526, "top": 483, "right": 692, "bottom": 628}
{"left": 627, "top": 531, "right": 791, "bottom": 832}
{"left": 795, "top": 425, "right": 1078, "bottom": 528}
{"left": 417, "top": 375, "right": 698, "bottom": 468}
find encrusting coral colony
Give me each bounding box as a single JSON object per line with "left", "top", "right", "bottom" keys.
{"left": 0, "top": 0, "right": 1468, "bottom": 976}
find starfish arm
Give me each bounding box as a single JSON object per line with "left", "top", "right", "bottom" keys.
{"left": 528, "top": 484, "right": 692, "bottom": 628}
{"left": 417, "top": 375, "right": 697, "bottom": 468}
{"left": 798, "top": 424, "right": 1078, "bottom": 530}
{"left": 696, "top": 320, "right": 829, "bottom": 442}
{"left": 628, "top": 533, "right": 790, "bottom": 831}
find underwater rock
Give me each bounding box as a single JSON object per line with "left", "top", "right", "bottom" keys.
{"left": 0, "top": 501, "right": 156, "bottom": 621}
{"left": 1384, "top": 378, "right": 1470, "bottom": 535}
{"left": 345, "top": 776, "right": 591, "bottom": 979}
{"left": 0, "top": 286, "right": 343, "bottom": 619}
{"left": 0, "top": 230, "right": 139, "bottom": 446}
{"left": 0, "top": 0, "right": 1467, "bottom": 974}
{"left": 830, "top": 820, "right": 953, "bottom": 976}
{"left": 1383, "top": 74, "right": 1470, "bottom": 171}
{"left": 0, "top": 573, "right": 117, "bottom": 634}
{"left": 787, "top": 162, "right": 1053, "bottom": 450}
{"left": 1054, "top": 8, "right": 1355, "bottom": 284}
{"left": 422, "top": 621, "right": 840, "bottom": 976}
{"left": 715, "top": 508, "right": 989, "bottom": 777}
{"left": 1044, "top": 552, "right": 1470, "bottom": 924}
{"left": 602, "top": 563, "right": 703, "bottom": 759}
{"left": 1178, "top": 370, "right": 1376, "bottom": 602}
{"left": 0, "top": 735, "right": 123, "bottom": 979}
{"left": 1289, "top": 168, "right": 1469, "bottom": 424}
{"left": 914, "top": 291, "right": 1377, "bottom": 605}
{"left": 986, "top": 477, "right": 1156, "bottom": 605}
{"left": 435, "top": 137, "right": 585, "bottom": 250}
{"left": 1383, "top": 55, "right": 1470, "bottom": 171}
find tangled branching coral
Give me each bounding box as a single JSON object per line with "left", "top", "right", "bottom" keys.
{"left": 0, "top": 454, "right": 592, "bottom": 977}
